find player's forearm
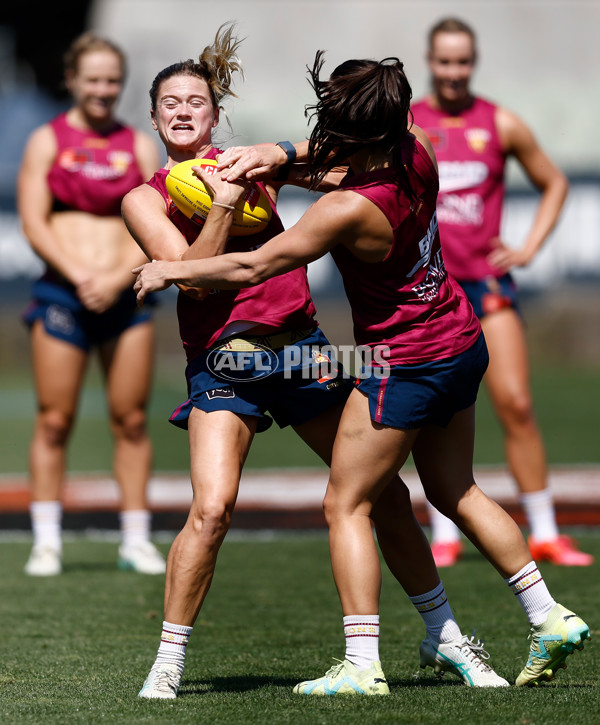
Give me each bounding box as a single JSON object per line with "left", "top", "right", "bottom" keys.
{"left": 165, "top": 253, "right": 267, "bottom": 289}
{"left": 522, "top": 173, "right": 569, "bottom": 261}
{"left": 23, "top": 220, "right": 85, "bottom": 283}
{"left": 183, "top": 206, "right": 235, "bottom": 261}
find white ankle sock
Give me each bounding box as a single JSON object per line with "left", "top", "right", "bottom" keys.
{"left": 408, "top": 582, "right": 462, "bottom": 643}
{"left": 505, "top": 561, "right": 556, "bottom": 626}
{"left": 521, "top": 489, "right": 559, "bottom": 542}
{"left": 155, "top": 621, "right": 193, "bottom": 675}
{"left": 120, "top": 509, "right": 152, "bottom": 548}
{"left": 427, "top": 503, "right": 461, "bottom": 544}
{"left": 30, "top": 500, "right": 62, "bottom": 552}
{"left": 343, "top": 615, "right": 380, "bottom": 670}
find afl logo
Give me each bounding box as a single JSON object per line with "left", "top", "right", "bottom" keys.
{"left": 206, "top": 341, "right": 279, "bottom": 382}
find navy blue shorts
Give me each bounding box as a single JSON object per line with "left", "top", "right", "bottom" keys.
{"left": 22, "top": 278, "right": 155, "bottom": 352}
{"left": 170, "top": 327, "right": 353, "bottom": 433}
{"left": 460, "top": 274, "right": 519, "bottom": 319}
{"left": 356, "top": 332, "right": 489, "bottom": 430}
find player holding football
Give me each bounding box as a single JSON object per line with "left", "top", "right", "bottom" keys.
{"left": 134, "top": 51, "right": 591, "bottom": 693}
{"left": 18, "top": 32, "right": 164, "bottom": 576}
{"left": 125, "top": 25, "right": 516, "bottom": 700}
{"left": 411, "top": 17, "right": 592, "bottom": 568}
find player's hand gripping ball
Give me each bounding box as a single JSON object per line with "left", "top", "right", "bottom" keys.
{"left": 166, "top": 158, "right": 272, "bottom": 236}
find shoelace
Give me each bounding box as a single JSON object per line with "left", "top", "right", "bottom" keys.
{"left": 527, "top": 627, "right": 545, "bottom": 656}
{"left": 324, "top": 659, "right": 347, "bottom": 678}
{"left": 152, "top": 667, "right": 180, "bottom": 693}
{"left": 456, "top": 634, "right": 494, "bottom": 673}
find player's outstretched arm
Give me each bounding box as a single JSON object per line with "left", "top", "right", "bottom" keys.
{"left": 133, "top": 190, "right": 361, "bottom": 303}
{"left": 217, "top": 142, "right": 346, "bottom": 192}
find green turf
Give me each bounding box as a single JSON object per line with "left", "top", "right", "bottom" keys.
{"left": 2, "top": 361, "right": 600, "bottom": 474}
{"left": 1, "top": 532, "right": 598, "bottom": 724}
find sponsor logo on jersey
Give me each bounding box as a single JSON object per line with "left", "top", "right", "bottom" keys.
{"left": 83, "top": 138, "right": 110, "bottom": 149}
{"left": 437, "top": 193, "right": 484, "bottom": 226}
{"left": 438, "top": 160, "right": 489, "bottom": 193}
{"left": 407, "top": 213, "right": 439, "bottom": 277}
{"left": 465, "top": 127, "right": 491, "bottom": 153}
{"left": 440, "top": 117, "right": 465, "bottom": 128}
{"left": 424, "top": 128, "right": 446, "bottom": 150}
{"left": 58, "top": 148, "right": 91, "bottom": 170}
{"left": 58, "top": 146, "right": 132, "bottom": 179}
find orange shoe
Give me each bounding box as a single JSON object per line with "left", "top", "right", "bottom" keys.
{"left": 431, "top": 540, "right": 463, "bottom": 567}
{"left": 528, "top": 535, "right": 594, "bottom": 566}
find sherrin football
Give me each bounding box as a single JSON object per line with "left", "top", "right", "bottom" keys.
{"left": 165, "top": 158, "right": 272, "bottom": 236}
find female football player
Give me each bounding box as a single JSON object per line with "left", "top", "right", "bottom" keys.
{"left": 18, "top": 32, "right": 164, "bottom": 576}
{"left": 411, "top": 17, "right": 591, "bottom": 568}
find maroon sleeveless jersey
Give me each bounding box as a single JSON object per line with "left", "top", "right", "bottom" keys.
{"left": 412, "top": 96, "right": 506, "bottom": 281}
{"left": 332, "top": 136, "right": 481, "bottom": 365}
{"left": 146, "top": 147, "right": 317, "bottom": 361}
{"left": 47, "top": 113, "right": 146, "bottom": 216}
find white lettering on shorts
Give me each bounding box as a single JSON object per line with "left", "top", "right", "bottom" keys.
{"left": 46, "top": 304, "right": 75, "bottom": 335}
{"left": 206, "top": 387, "right": 236, "bottom": 400}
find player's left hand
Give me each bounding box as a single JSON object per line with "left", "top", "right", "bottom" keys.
{"left": 487, "top": 236, "right": 532, "bottom": 272}
{"left": 192, "top": 164, "right": 247, "bottom": 208}
{"left": 132, "top": 260, "right": 174, "bottom": 305}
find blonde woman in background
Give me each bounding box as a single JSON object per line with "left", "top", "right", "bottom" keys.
{"left": 18, "top": 31, "right": 164, "bottom": 576}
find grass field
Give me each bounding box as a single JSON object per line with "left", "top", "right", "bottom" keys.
{"left": 2, "top": 290, "right": 600, "bottom": 476}
{"left": 1, "top": 532, "right": 598, "bottom": 724}
{"left": 2, "top": 360, "right": 600, "bottom": 475}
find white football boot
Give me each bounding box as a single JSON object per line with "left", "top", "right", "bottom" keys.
{"left": 138, "top": 664, "right": 181, "bottom": 699}
{"left": 118, "top": 541, "right": 166, "bottom": 574}
{"left": 420, "top": 633, "right": 509, "bottom": 687}
{"left": 24, "top": 546, "right": 62, "bottom": 576}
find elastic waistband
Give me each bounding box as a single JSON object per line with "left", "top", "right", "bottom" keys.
{"left": 212, "top": 327, "right": 315, "bottom": 353}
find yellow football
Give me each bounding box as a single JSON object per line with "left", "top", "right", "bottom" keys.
{"left": 165, "top": 158, "right": 272, "bottom": 236}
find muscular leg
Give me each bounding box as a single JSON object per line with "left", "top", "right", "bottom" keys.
{"left": 163, "top": 408, "right": 257, "bottom": 625}
{"left": 413, "top": 405, "right": 531, "bottom": 578}
{"left": 29, "top": 321, "right": 88, "bottom": 501}
{"left": 324, "top": 389, "right": 418, "bottom": 615}
{"left": 481, "top": 309, "right": 547, "bottom": 494}
{"left": 294, "top": 401, "right": 439, "bottom": 597}
{"left": 100, "top": 321, "right": 155, "bottom": 511}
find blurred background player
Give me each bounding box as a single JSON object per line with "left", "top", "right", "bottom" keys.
{"left": 18, "top": 32, "right": 164, "bottom": 576}
{"left": 411, "top": 17, "right": 593, "bottom": 567}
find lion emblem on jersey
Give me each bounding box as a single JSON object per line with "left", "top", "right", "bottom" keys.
{"left": 465, "top": 128, "right": 491, "bottom": 153}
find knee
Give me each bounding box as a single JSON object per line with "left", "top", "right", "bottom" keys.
{"left": 37, "top": 409, "right": 73, "bottom": 447}
{"left": 497, "top": 390, "right": 536, "bottom": 430}
{"left": 111, "top": 408, "right": 147, "bottom": 443}
{"left": 188, "top": 499, "right": 233, "bottom": 546}
{"left": 322, "top": 485, "right": 344, "bottom": 527}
